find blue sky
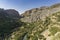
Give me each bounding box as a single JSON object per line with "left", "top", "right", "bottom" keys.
{"left": 0, "top": 0, "right": 60, "bottom": 14}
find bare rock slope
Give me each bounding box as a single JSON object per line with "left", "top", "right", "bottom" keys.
{"left": 21, "top": 3, "right": 60, "bottom": 22}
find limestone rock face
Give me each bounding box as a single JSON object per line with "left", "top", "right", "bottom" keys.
{"left": 21, "top": 3, "right": 60, "bottom": 22}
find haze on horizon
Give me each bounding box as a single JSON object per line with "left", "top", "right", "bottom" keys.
{"left": 0, "top": 0, "right": 60, "bottom": 14}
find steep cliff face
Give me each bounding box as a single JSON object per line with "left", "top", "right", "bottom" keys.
{"left": 21, "top": 3, "right": 60, "bottom": 22}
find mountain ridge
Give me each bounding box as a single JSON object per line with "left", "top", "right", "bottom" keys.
{"left": 20, "top": 3, "right": 60, "bottom": 22}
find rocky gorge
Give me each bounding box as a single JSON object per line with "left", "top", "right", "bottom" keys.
{"left": 0, "top": 3, "right": 60, "bottom": 40}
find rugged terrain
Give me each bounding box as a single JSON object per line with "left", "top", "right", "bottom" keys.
{"left": 0, "top": 3, "right": 60, "bottom": 40}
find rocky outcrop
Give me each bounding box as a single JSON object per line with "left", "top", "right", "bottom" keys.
{"left": 21, "top": 3, "right": 60, "bottom": 22}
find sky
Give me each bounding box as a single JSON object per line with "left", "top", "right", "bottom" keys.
{"left": 0, "top": 0, "right": 60, "bottom": 14}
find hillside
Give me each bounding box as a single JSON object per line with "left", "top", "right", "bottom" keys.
{"left": 0, "top": 8, "right": 22, "bottom": 40}
{"left": 21, "top": 3, "right": 60, "bottom": 22}
{"left": 8, "top": 12, "right": 60, "bottom": 40}
{"left": 7, "top": 3, "right": 60, "bottom": 40}
{"left": 0, "top": 3, "right": 60, "bottom": 40}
